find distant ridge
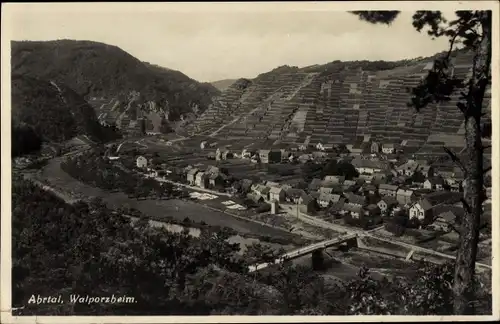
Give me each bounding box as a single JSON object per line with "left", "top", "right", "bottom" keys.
{"left": 211, "top": 79, "right": 238, "bottom": 91}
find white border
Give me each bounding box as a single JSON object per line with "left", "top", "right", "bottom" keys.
{"left": 1, "top": 1, "right": 499, "bottom": 323}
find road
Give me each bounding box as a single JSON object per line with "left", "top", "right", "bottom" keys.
{"left": 149, "top": 176, "right": 233, "bottom": 197}
{"left": 281, "top": 204, "right": 491, "bottom": 270}
{"left": 35, "top": 155, "right": 301, "bottom": 240}
{"left": 249, "top": 232, "right": 358, "bottom": 272}
{"left": 281, "top": 203, "right": 382, "bottom": 235}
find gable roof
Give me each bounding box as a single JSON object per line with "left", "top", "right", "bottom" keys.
{"left": 319, "top": 193, "right": 341, "bottom": 203}
{"left": 252, "top": 184, "right": 270, "bottom": 194}
{"left": 285, "top": 188, "right": 306, "bottom": 198}
{"left": 381, "top": 196, "right": 399, "bottom": 206}
{"left": 342, "top": 203, "right": 363, "bottom": 213}
{"left": 365, "top": 204, "right": 380, "bottom": 212}
{"left": 265, "top": 181, "right": 280, "bottom": 188}
{"left": 396, "top": 161, "right": 419, "bottom": 171}
{"left": 300, "top": 194, "right": 315, "bottom": 204}
{"left": 379, "top": 184, "right": 399, "bottom": 191}
{"left": 344, "top": 192, "right": 366, "bottom": 205}
{"left": 397, "top": 188, "right": 414, "bottom": 196}
{"left": 187, "top": 168, "right": 199, "bottom": 176}
{"left": 247, "top": 192, "right": 264, "bottom": 202}
{"left": 437, "top": 211, "right": 457, "bottom": 223}
{"left": 343, "top": 180, "right": 357, "bottom": 186}
{"left": 416, "top": 199, "right": 434, "bottom": 211}
{"left": 209, "top": 173, "right": 222, "bottom": 180}
{"left": 329, "top": 199, "right": 345, "bottom": 211}
{"left": 351, "top": 157, "right": 389, "bottom": 170}
{"left": 424, "top": 191, "right": 462, "bottom": 205}
{"left": 308, "top": 178, "right": 323, "bottom": 190}
{"left": 363, "top": 184, "right": 377, "bottom": 191}
{"left": 323, "top": 175, "right": 345, "bottom": 183}
{"left": 427, "top": 176, "right": 445, "bottom": 185}
{"left": 318, "top": 186, "right": 334, "bottom": 194}
{"left": 269, "top": 186, "right": 284, "bottom": 195}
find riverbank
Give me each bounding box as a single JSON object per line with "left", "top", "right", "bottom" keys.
{"left": 36, "top": 157, "right": 306, "bottom": 244}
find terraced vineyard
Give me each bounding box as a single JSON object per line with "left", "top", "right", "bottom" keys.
{"left": 186, "top": 50, "right": 491, "bottom": 155}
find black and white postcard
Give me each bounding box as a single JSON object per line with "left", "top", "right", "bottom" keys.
{"left": 1, "top": 1, "right": 498, "bottom": 323}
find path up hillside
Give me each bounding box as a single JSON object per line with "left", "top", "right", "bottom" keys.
{"left": 187, "top": 50, "right": 491, "bottom": 154}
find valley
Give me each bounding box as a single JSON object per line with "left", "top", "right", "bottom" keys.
{"left": 8, "top": 8, "right": 494, "bottom": 316}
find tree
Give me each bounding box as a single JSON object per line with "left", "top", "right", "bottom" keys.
{"left": 352, "top": 10, "right": 492, "bottom": 314}
{"left": 410, "top": 170, "right": 426, "bottom": 184}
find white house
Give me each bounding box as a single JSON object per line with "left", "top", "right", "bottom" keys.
{"left": 136, "top": 156, "right": 148, "bottom": 169}
{"left": 423, "top": 177, "right": 445, "bottom": 191}
{"left": 377, "top": 196, "right": 399, "bottom": 214}
{"left": 396, "top": 161, "right": 419, "bottom": 177}
{"left": 241, "top": 149, "right": 252, "bottom": 159}
{"left": 342, "top": 204, "right": 363, "bottom": 219}
{"left": 269, "top": 187, "right": 286, "bottom": 202}
{"left": 378, "top": 183, "right": 399, "bottom": 197}
{"left": 396, "top": 188, "right": 415, "bottom": 205}
{"left": 381, "top": 143, "right": 395, "bottom": 154}
{"left": 195, "top": 172, "right": 209, "bottom": 189}
{"left": 351, "top": 157, "right": 389, "bottom": 175}
{"left": 318, "top": 193, "right": 341, "bottom": 208}
{"left": 409, "top": 199, "right": 433, "bottom": 221}
{"left": 316, "top": 142, "right": 325, "bottom": 151}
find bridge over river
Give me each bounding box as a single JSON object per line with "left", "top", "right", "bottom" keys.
{"left": 249, "top": 232, "right": 358, "bottom": 272}
{"left": 248, "top": 232, "right": 492, "bottom": 273}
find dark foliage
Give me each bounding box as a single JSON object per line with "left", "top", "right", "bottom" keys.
{"left": 11, "top": 123, "right": 42, "bottom": 157}
{"left": 321, "top": 159, "right": 359, "bottom": 180}
{"left": 11, "top": 177, "right": 245, "bottom": 315}
{"left": 12, "top": 176, "right": 491, "bottom": 315}
{"left": 11, "top": 74, "right": 120, "bottom": 148}
{"left": 351, "top": 11, "right": 401, "bottom": 25}
{"left": 61, "top": 153, "right": 184, "bottom": 200}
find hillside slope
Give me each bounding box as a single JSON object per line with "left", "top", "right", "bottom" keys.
{"left": 11, "top": 74, "right": 118, "bottom": 144}
{"left": 211, "top": 79, "right": 238, "bottom": 91}
{"left": 11, "top": 40, "right": 220, "bottom": 134}
{"left": 186, "top": 50, "right": 491, "bottom": 155}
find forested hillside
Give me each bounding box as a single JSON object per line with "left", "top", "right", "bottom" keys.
{"left": 12, "top": 177, "right": 491, "bottom": 315}
{"left": 11, "top": 40, "right": 220, "bottom": 132}
{"left": 11, "top": 74, "right": 120, "bottom": 156}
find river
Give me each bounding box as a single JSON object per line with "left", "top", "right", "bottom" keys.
{"left": 38, "top": 157, "right": 299, "bottom": 251}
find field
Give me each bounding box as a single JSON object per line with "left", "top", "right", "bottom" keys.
{"left": 37, "top": 157, "right": 302, "bottom": 242}
{"left": 137, "top": 136, "right": 306, "bottom": 183}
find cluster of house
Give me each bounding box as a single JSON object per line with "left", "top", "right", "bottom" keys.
{"left": 133, "top": 142, "right": 491, "bottom": 232}
{"left": 201, "top": 137, "right": 412, "bottom": 167}
{"left": 228, "top": 153, "right": 490, "bottom": 231}
{"left": 350, "top": 156, "right": 466, "bottom": 192}
{"left": 185, "top": 165, "right": 227, "bottom": 190}
{"left": 230, "top": 170, "right": 482, "bottom": 230}
{"left": 205, "top": 144, "right": 332, "bottom": 164}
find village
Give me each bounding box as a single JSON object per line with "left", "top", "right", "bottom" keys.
{"left": 106, "top": 135, "right": 492, "bottom": 259}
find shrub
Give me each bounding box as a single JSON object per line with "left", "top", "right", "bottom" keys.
{"left": 256, "top": 203, "right": 271, "bottom": 213}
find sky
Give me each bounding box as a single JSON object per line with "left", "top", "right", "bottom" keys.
{"left": 5, "top": 3, "right": 457, "bottom": 82}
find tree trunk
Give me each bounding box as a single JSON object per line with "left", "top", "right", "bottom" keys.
{"left": 452, "top": 12, "right": 491, "bottom": 315}
{"left": 452, "top": 115, "right": 483, "bottom": 315}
